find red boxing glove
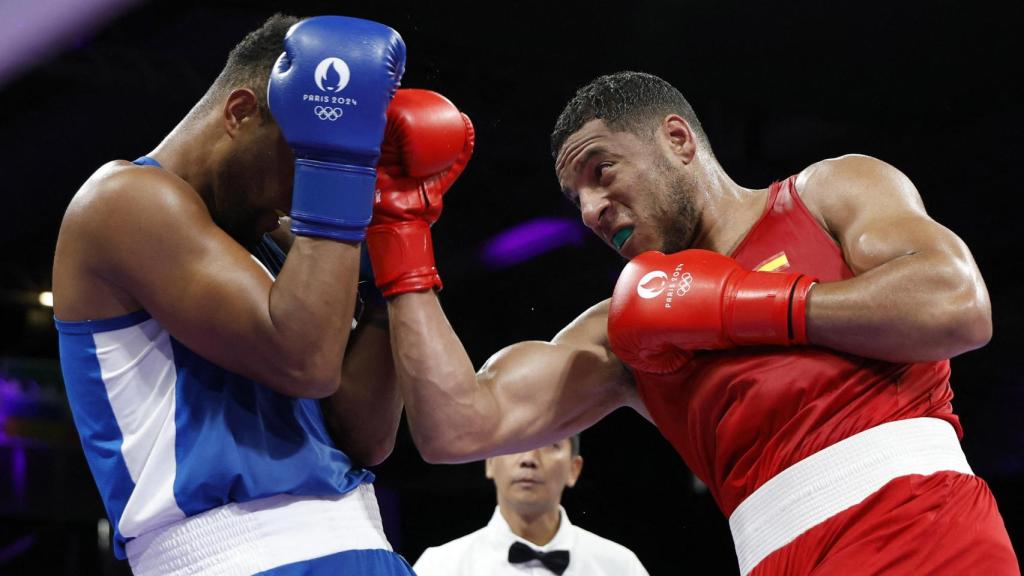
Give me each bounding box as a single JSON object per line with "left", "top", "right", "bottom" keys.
{"left": 608, "top": 250, "right": 817, "bottom": 374}
{"left": 367, "top": 89, "right": 475, "bottom": 297}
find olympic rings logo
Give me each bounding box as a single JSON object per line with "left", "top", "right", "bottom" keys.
{"left": 314, "top": 106, "right": 343, "bottom": 121}
{"left": 637, "top": 269, "right": 694, "bottom": 301}
{"left": 676, "top": 272, "right": 694, "bottom": 295}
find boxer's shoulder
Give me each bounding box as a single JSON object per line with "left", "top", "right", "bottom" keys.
{"left": 70, "top": 160, "right": 204, "bottom": 219}
{"left": 55, "top": 161, "right": 164, "bottom": 320}
{"left": 796, "top": 154, "right": 922, "bottom": 231}
{"left": 62, "top": 159, "right": 212, "bottom": 252}
{"left": 797, "top": 155, "right": 913, "bottom": 205}
{"left": 55, "top": 159, "right": 220, "bottom": 318}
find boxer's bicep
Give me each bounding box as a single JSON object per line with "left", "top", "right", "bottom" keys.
{"left": 814, "top": 156, "right": 988, "bottom": 312}
{"left": 555, "top": 299, "right": 653, "bottom": 422}
{"left": 474, "top": 340, "right": 628, "bottom": 458}
{"left": 799, "top": 155, "right": 991, "bottom": 359}
{"left": 471, "top": 300, "right": 634, "bottom": 457}
{"left": 555, "top": 299, "right": 649, "bottom": 420}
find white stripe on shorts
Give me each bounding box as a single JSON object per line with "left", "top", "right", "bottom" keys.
{"left": 127, "top": 483, "right": 390, "bottom": 576}
{"left": 729, "top": 417, "right": 973, "bottom": 576}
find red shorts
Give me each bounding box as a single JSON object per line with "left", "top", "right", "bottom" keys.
{"left": 752, "top": 471, "right": 1018, "bottom": 575}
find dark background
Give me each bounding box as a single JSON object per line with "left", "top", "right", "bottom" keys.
{"left": 1, "top": 1, "right": 1021, "bottom": 574}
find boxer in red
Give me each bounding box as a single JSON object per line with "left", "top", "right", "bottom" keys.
{"left": 377, "top": 72, "right": 1018, "bottom": 574}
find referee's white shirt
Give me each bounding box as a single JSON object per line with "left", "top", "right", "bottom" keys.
{"left": 413, "top": 506, "right": 649, "bottom": 576}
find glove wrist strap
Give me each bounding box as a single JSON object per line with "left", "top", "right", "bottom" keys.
{"left": 727, "top": 272, "right": 817, "bottom": 346}
{"left": 290, "top": 159, "right": 377, "bottom": 241}
{"left": 788, "top": 275, "right": 817, "bottom": 345}
{"left": 366, "top": 221, "right": 443, "bottom": 297}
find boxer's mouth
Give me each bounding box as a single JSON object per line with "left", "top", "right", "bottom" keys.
{"left": 612, "top": 227, "right": 634, "bottom": 250}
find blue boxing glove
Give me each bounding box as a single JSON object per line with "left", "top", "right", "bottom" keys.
{"left": 269, "top": 16, "right": 405, "bottom": 241}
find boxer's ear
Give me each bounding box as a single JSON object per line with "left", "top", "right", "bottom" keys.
{"left": 661, "top": 114, "right": 697, "bottom": 164}
{"left": 224, "top": 88, "right": 261, "bottom": 136}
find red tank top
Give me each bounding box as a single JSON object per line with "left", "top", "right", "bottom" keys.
{"left": 634, "top": 175, "right": 959, "bottom": 516}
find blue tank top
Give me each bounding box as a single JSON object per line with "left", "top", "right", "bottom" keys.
{"left": 55, "top": 157, "right": 371, "bottom": 559}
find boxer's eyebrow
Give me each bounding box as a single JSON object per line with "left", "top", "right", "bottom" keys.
{"left": 573, "top": 146, "right": 609, "bottom": 175}
{"left": 557, "top": 143, "right": 610, "bottom": 201}
{"left": 559, "top": 146, "right": 609, "bottom": 198}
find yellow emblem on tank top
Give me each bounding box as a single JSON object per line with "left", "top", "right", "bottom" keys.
{"left": 755, "top": 251, "right": 790, "bottom": 272}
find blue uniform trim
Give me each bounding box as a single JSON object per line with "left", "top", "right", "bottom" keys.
{"left": 133, "top": 155, "right": 161, "bottom": 167}
{"left": 54, "top": 309, "right": 151, "bottom": 334}
{"left": 57, "top": 321, "right": 143, "bottom": 557}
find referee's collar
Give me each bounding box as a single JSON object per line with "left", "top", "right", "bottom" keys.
{"left": 485, "top": 505, "right": 577, "bottom": 552}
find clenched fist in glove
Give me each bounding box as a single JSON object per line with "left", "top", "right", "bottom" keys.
{"left": 608, "top": 249, "right": 817, "bottom": 374}
{"left": 367, "top": 89, "right": 475, "bottom": 297}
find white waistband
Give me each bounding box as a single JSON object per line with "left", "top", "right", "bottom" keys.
{"left": 127, "top": 484, "right": 390, "bottom": 576}
{"left": 728, "top": 417, "right": 973, "bottom": 576}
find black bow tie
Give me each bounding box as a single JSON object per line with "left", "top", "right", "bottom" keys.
{"left": 508, "top": 541, "right": 570, "bottom": 575}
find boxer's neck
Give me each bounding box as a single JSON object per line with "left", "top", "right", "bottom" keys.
{"left": 689, "top": 157, "right": 768, "bottom": 255}
{"left": 148, "top": 107, "right": 223, "bottom": 206}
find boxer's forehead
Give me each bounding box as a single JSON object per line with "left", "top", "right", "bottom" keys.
{"left": 554, "top": 119, "right": 610, "bottom": 180}
{"left": 555, "top": 119, "right": 639, "bottom": 194}
{"left": 556, "top": 119, "right": 651, "bottom": 198}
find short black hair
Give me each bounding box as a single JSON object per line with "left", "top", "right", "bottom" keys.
{"left": 569, "top": 434, "right": 581, "bottom": 456}
{"left": 550, "top": 71, "right": 708, "bottom": 158}
{"left": 204, "top": 13, "right": 300, "bottom": 116}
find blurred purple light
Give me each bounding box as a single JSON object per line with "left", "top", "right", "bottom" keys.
{"left": 0, "top": 534, "right": 35, "bottom": 564}
{"left": 480, "top": 217, "right": 587, "bottom": 269}
{"left": 0, "top": 375, "right": 15, "bottom": 441}
{"left": 0, "top": 0, "right": 144, "bottom": 88}
{"left": 12, "top": 444, "right": 27, "bottom": 500}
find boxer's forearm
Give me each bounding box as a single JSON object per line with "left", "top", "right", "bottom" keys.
{"left": 321, "top": 307, "right": 401, "bottom": 467}
{"left": 262, "top": 237, "right": 361, "bottom": 396}
{"left": 806, "top": 245, "right": 990, "bottom": 362}
{"left": 387, "top": 291, "right": 489, "bottom": 462}
{"left": 258, "top": 14, "right": 401, "bottom": 397}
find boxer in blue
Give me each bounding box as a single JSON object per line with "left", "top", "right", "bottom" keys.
{"left": 52, "top": 14, "right": 421, "bottom": 575}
